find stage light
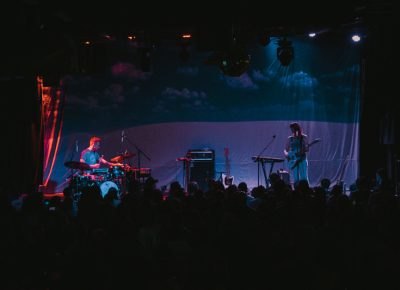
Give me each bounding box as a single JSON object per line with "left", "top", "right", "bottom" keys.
{"left": 277, "top": 38, "right": 294, "bottom": 66}
{"left": 178, "top": 33, "right": 192, "bottom": 62}
{"left": 351, "top": 34, "right": 361, "bottom": 42}
{"left": 308, "top": 32, "right": 316, "bottom": 38}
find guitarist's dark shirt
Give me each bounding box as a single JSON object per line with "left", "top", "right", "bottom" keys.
{"left": 288, "top": 134, "right": 308, "bottom": 158}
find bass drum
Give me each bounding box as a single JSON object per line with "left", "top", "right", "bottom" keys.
{"left": 99, "top": 181, "right": 120, "bottom": 198}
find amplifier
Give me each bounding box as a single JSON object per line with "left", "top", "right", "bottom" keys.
{"left": 187, "top": 149, "right": 215, "bottom": 161}
{"left": 277, "top": 169, "right": 290, "bottom": 185}
{"left": 187, "top": 149, "right": 215, "bottom": 191}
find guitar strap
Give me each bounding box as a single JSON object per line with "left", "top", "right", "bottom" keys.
{"left": 291, "top": 135, "right": 305, "bottom": 170}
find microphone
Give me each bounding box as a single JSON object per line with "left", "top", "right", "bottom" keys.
{"left": 75, "top": 140, "right": 79, "bottom": 153}
{"left": 121, "top": 130, "right": 125, "bottom": 143}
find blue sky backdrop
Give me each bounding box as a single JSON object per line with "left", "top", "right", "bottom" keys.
{"left": 47, "top": 32, "right": 361, "bottom": 192}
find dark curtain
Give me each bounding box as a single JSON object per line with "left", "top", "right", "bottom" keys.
{"left": 360, "top": 21, "right": 397, "bottom": 181}
{"left": 0, "top": 77, "right": 42, "bottom": 194}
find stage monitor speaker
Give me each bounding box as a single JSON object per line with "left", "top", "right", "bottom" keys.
{"left": 188, "top": 149, "right": 215, "bottom": 191}
{"left": 277, "top": 169, "right": 290, "bottom": 186}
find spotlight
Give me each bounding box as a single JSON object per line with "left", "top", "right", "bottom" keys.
{"left": 179, "top": 33, "right": 192, "bottom": 62}
{"left": 277, "top": 38, "right": 294, "bottom": 66}
{"left": 351, "top": 34, "right": 361, "bottom": 42}
{"left": 181, "top": 33, "right": 192, "bottom": 39}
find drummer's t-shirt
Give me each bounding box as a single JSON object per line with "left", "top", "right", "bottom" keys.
{"left": 80, "top": 148, "right": 100, "bottom": 165}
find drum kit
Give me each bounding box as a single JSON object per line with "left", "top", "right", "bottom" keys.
{"left": 65, "top": 152, "right": 151, "bottom": 198}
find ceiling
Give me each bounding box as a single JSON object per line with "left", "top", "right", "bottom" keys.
{"left": 1, "top": 0, "right": 393, "bottom": 77}
{"left": 9, "top": 1, "right": 389, "bottom": 36}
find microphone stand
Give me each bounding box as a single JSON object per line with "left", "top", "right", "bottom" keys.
{"left": 123, "top": 134, "right": 151, "bottom": 184}
{"left": 68, "top": 140, "right": 79, "bottom": 192}
{"left": 69, "top": 140, "right": 78, "bottom": 161}
{"left": 255, "top": 135, "right": 276, "bottom": 187}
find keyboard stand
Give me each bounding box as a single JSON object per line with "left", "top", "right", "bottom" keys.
{"left": 260, "top": 161, "right": 268, "bottom": 187}
{"left": 253, "top": 156, "right": 284, "bottom": 188}
{"left": 259, "top": 160, "right": 278, "bottom": 188}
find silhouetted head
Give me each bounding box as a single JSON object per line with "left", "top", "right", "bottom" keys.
{"left": 238, "top": 182, "right": 248, "bottom": 193}
{"left": 320, "top": 178, "right": 331, "bottom": 189}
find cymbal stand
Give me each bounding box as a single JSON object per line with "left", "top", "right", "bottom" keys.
{"left": 68, "top": 140, "right": 79, "bottom": 162}
{"left": 123, "top": 134, "right": 151, "bottom": 184}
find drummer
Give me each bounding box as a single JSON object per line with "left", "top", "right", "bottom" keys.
{"left": 80, "top": 136, "right": 123, "bottom": 169}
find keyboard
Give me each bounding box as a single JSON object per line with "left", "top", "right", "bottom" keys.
{"left": 252, "top": 156, "right": 284, "bottom": 163}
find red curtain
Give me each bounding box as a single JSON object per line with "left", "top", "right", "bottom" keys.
{"left": 38, "top": 76, "right": 65, "bottom": 193}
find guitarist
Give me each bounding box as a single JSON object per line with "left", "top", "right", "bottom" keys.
{"left": 284, "top": 122, "right": 310, "bottom": 187}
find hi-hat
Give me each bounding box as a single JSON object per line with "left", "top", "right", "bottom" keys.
{"left": 64, "top": 161, "right": 91, "bottom": 170}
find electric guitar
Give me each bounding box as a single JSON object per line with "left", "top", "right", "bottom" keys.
{"left": 222, "top": 147, "right": 234, "bottom": 188}
{"left": 287, "top": 138, "right": 321, "bottom": 170}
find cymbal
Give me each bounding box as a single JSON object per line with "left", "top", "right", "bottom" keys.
{"left": 110, "top": 152, "right": 136, "bottom": 162}
{"left": 110, "top": 156, "right": 122, "bottom": 163}
{"left": 64, "top": 161, "right": 91, "bottom": 170}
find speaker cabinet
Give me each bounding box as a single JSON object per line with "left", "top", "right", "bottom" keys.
{"left": 278, "top": 169, "right": 290, "bottom": 186}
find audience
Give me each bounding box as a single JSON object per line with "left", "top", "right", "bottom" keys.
{"left": 1, "top": 171, "right": 398, "bottom": 290}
